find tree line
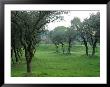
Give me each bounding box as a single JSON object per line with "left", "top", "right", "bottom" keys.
{"left": 49, "top": 12, "right": 100, "bottom": 56}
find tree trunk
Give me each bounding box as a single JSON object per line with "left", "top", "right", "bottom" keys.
{"left": 85, "top": 44, "right": 88, "bottom": 56}
{"left": 68, "top": 39, "right": 71, "bottom": 54}
{"left": 11, "top": 48, "right": 14, "bottom": 64}
{"left": 14, "top": 49, "right": 18, "bottom": 62}
{"left": 27, "top": 61, "right": 31, "bottom": 73}
{"left": 92, "top": 46, "right": 95, "bottom": 56}
{"left": 61, "top": 43, "right": 64, "bottom": 54}
{"left": 84, "top": 40, "right": 88, "bottom": 56}
{"left": 25, "top": 48, "right": 34, "bottom": 73}
{"left": 92, "top": 42, "right": 97, "bottom": 56}
{"left": 11, "top": 58, "right": 14, "bottom": 64}
{"left": 92, "top": 39, "right": 98, "bottom": 56}
{"left": 68, "top": 46, "right": 71, "bottom": 54}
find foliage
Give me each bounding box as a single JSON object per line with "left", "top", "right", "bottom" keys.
{"left": 49, "top": 26, "right": 67, "bottom": 53}
{"left": 11, "top": 11, "right": 68, "bottom": 73}
{"left": 65, "top": 27, "right": 77, "bottom": 54}
{"left": 71, "top": 12, "right": 100, "bottom": 56}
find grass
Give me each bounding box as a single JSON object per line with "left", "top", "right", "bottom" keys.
{"left": 11, "top": 44, "right": 100, "bottom": 77}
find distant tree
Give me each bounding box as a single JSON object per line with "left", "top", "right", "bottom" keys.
{"left": 40, "top": 30, "right": 51, "bottom": 44}
{"left": 50, "top": 26, "right": 67, "bottom": 53}
{"left": 65, "top": 27, "right": 76, "bottom": 54}
{"left": 66, "top": 17, "right": 82, "bottom": 54}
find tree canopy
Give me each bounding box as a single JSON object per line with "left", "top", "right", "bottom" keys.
{"left": 11, "top": 11, "right": 68, "bottom": 73}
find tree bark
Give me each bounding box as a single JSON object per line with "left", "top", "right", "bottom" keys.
{"left": 84, "top": 40, "right": 88, "bottom": 56}
{"left": 14, "top": 49, "right": 18, "bottom": 62}
{"left": 27, "top": 61, "right": 31, "bottom": 73}
{"left": 92, "top": 46, "right": 95, "bottom": 56}
{"left": 92, "top": 42, "right": 97, "bottom": 56}
{"left": 91, "top": 38, "right": 98, "bottom": 56}
{"left": 68, "top": 39, "right": 71, "bottom": 54}
{"left": 85, "top": 44, "right": 88, "bottom": 56}
{"left": 11, "top": 48, "right": 14, "bottom": 64}
{"left": 25, "top": 47, "right": 34, "bottom": 73}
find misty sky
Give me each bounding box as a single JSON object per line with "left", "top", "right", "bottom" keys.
{"left": 46, "top": 11, "right": 99, "bottom": 31}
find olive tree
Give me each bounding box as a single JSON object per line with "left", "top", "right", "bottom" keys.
{"left": 73, "top": 12, "right": 100, "bottom": 56}
{"left": 49, "top": 26, "right": 67, "bottom": 53}
{"left": 11, "top": 11, "right": 68, "bottom": 73}
{"left": 65, "top": 27, "right": 76, "bottom": 54}
{"left": 83, "top": 12, "right": 100, "bottom": 56}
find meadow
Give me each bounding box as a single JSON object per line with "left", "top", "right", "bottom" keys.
{"left": 11, "top": 44, "right": 100, "bottom": 77}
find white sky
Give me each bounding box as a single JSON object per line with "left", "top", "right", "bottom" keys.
{"left": 46, "top": 11, "right": 99, "bottom": 31}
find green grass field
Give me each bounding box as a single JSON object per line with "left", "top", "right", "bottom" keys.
{"left": 11, "top": 44, "right": 100, "bottom": 77}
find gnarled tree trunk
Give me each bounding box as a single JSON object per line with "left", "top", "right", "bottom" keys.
{"left": 27, "top": 60, "right": 31, "bottom": 73}
{"left": 83, "top": 39, "right": 88, "bottom": 56}
{"left": 92, "top": 39, "right": 98, "bottom": 56}
{"left": 25, "top": 47, "right": 34, "bottom": 73}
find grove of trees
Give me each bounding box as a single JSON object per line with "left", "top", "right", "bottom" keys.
{"left": 11, "top": 11, "right": 100, "bottom": 74}
{"left": 75, "top": 12, "right": 100, "bottom": 56}
{"left": 11, "top": 11, "right": 68, "bottom": 73}
{"left": 49, "top": 12, "right": 100, "bottom": 56}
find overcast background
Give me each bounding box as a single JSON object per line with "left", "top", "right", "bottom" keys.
{"left": 46, "top": 11, "right": 99, "bottom": 31}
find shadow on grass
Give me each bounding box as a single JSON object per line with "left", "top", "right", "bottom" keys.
{"left": 21, "top": 72, "right": 49, "bottom": 77}
{"left": 81, "top": 54, "right": 99, "bottom": 58}
{"left": 21, "top": 73, "right": 37, "bottom": 77}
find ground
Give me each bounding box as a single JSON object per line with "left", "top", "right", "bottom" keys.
{"left": 11, "top": 44, "right": 100, "bottom": 77}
